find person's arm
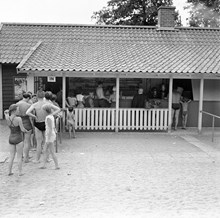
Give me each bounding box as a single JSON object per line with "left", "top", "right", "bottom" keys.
{"left": 50, "top": 104, "right": 61, "bottom": 116}
{"left": 17, "top": 117, "right": 29, "bottom": 133}
{"left": 46, "top": 117, "right": 53, "bottom": 138}
{"left": 66, "top": 98, "right": 70, "bottom": 107}
{"left": 4, "top": 110, "right": 9, "bottom": 120}
{"left": 26, "top": 104, "right": 37, "bottom": 119}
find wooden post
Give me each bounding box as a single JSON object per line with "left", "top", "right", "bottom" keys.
{"left": 168, "top": 77, "right": 173, "bottom": 133}
{"left": 198, "top": 78, "right": 204, "bottom": 134}
{"left": 62, "top": 75, "right": 66, "bottom": 132}
{"left": 26, "top": 74, "right": 34, "bottom": 94}
{"left": 115, "top": 77, "right": 120, "bottom": 132}
{"left": 0, "top": 64, "right": 3, "bottom": 119}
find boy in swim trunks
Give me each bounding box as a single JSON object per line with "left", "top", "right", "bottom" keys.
{"left": 26, "top": 90, "right": 60, "bottom": 163}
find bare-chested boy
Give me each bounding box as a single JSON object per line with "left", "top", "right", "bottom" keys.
{"left": 26, "top": 90, "right": 60, "bottom": 163}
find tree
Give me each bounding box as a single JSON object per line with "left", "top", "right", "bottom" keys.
{"left": 92, "top": 0, "right": 180, "bottom": 26}
{"left": 186, "top": 0, "right": 220, "bottom": 27}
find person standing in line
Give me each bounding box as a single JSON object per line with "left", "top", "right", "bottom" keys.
{"left": 66, "top": 107, "right": 76, "bottom": 138}
{"left": 131, "top": 87, "right": 147, "bottom": 108}
{"left": 76, "top": 87, "right": 85, "bottom": 108}
{"left": 39, "top": 104, "right": 60, "bottom": 170}
{"left": 96, "top": 81, "right": 109, "bottom": 107}
{"left": 171, "top": 86, "right": 183, "bottom": 130}
{"left": 180, "top": 97, "right": 191, "bottom": 129}
{"left": 26, "top": 90, "right": 60, "bottom": 163}
{"left": 16, "top": 93, "right": 33, "bottom": 163}
{"left": 4, "top": 104, "right": 30, "bottom": 176}
{"left": 84, "top": 92, "right": 95, "bottom": 108}
{"left": 109, "top": 86, "right": 117, "bottom": 108}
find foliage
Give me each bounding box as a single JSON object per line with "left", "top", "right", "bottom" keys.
{"left": 92, "top": 0, "right": 180, "bottom": 26}
{"left": 186, "top": 0, "right": 220, "bottom": 27}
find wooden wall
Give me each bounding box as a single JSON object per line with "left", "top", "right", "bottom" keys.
{"left": 2, "top": 64, "right": 26, "bottom": 113}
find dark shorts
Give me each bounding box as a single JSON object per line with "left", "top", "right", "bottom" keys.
{"left": 172, "top": 103, "right": 180, "bottom": 110}
{"left": 34, "top": 121, "right": 46, "bottom": 131}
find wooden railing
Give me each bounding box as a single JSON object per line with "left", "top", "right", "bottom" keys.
{"left": 200, "top": 110, "right": 220, "bottom": 142}
{"left": 70, "top": 108, "right": 168, "bottom": 131}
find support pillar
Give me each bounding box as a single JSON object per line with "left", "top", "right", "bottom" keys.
{"left": 198, "top": 78, "right": 204, "bottom": 134}
{"left": 168, "top": 77, "right": 173, "bottom": 133}
{"left": 62, "top": 75, "right": 66, "bottom": 131}
{"left": 26, "top": 74, "right": 34, "bottom": 94}
{"left": 115, "top": 76, "right": 120, "bottom": 132}
{"left": 62, "top": 75, "right": 66, "bottom": 109}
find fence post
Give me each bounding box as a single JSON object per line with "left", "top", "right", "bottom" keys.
{"left": 212, "top": 117, "right": 215, "bottom": 142}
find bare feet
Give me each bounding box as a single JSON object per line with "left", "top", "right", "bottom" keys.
{"left": 39, "top": 166, "right": 46, "bottom": 169}
{"left": 55, "top": 167, "right": 60, "bottom": 170}
{"left": 8, "top": 173, "right": 13, "bottom": 176}
{"left": 18, "top": 173, "right": 24, "bottom": 176}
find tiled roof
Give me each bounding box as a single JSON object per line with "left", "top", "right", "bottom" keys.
{"left": 0, "top": 22, "right": 220, "bottom": 74}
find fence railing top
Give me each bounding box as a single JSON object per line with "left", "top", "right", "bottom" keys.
{"left": 200, "top": 111, "right": 220, "bottom": 119}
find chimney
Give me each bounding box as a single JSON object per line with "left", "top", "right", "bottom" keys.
{"left": 158, "top": 6, "right": 176, "bottom": 29}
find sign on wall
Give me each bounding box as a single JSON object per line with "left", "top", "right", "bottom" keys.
{"left": 14, "top": 77, "right": 27, "bottom": 100}
{"left": 47, "top": 76, "right": 56, "bottom": 82}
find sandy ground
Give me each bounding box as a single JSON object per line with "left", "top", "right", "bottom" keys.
{"left": 0, "top": 120, "right": 220, "bottom": 218}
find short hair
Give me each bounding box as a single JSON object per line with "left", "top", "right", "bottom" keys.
{"left": 9, "top": 104, "right": 18, "bottom": 116}
{"left": 37, "top": 90, "right": 45, "bottom": 99}
{"left": 42, "top": 104, "right": 52, "bottom": 114}
{"left": 45, "top": 91, "right": 52, "bottom": 100}
{"left": 23, "top": 93, "right": 31, "bottom": 99}
{"left": 68, "top": 107, "right": 73, "bottom": 112}
{"left": 51, "top": 94, "right": 57, "bottom": 101}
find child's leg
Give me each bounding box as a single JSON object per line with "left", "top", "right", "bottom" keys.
{"left": 68, "top": 124, "right": 72, "bottom": 138}
{"left": 8, "top": 144, "right": 16, "bottom": 175}
{"left": 183, "top": 114, "right": 188, "bottom": 129}
{"left": 40, "top": 143, "right": 49, "bottom": 169}
{"left": 34, "top": 128, "right": 44, "bottom": 162}
{"left": 48, "top": 142, "right": 59, "bottom": 169}
{"left": 72, "top": 125, "right": 76, "bottom": 138}
{"left": 16, "top": 142, "right": 24, "bottom": 176}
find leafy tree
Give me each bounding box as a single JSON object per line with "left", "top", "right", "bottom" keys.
{"left": 92, "top": 0, "right": 180, "bottom": 26}
{"left": 186, "top": 0, "right": 220, "bottom": 27}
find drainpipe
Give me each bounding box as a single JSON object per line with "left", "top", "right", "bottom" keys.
{"left": 0, "top": 64, "right": 3, "bottom": 119}
{"left": 168, "top": 77, "right": 173, "bottom": 133}
{"left": 198, "top": 78, "right": 204, "bottom": 134}
{"left": 115, "top": 76, "right": 120, "bottom": 132}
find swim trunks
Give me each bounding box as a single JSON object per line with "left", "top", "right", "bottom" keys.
{"left": 34, "top": 121, "right": 46, "bottom": 131}
{"left": 172, "top": 103, "right": 180, "bottom": 110}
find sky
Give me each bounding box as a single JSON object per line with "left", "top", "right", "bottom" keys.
{"left": 0, "top": 0, "right": 189, "bottom": 26}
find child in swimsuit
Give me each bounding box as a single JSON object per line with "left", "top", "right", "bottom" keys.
{"left": 39, "top": 104, "right": 60, "bottom": 170}
{"left": 4, "top": 104, "right": 29, "bottom": 176}
{"left": 66, "top": 107, "right": 76, "bottom": 138}
{"left": 180, "top": 97, "right": 191, "bottom": 129}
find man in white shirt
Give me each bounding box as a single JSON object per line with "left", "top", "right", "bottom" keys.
{"left": 96, "top": 81, "right": 109, "bottom": 107}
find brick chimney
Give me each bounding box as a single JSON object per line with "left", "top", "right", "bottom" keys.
{"left": 158, "top": 6, "right": 176, "bottom": 29}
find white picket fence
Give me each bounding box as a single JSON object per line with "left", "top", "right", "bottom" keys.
{"left": 69, "top": 108, "right": 168, "bottom": 131}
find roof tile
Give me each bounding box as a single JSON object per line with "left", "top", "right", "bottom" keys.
{"left": 0, "top": 23, "right": 220, "bottom": 74}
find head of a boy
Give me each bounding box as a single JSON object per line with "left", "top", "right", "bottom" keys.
{"left": 68, "top": 107, "right": 73, "bottom": 112}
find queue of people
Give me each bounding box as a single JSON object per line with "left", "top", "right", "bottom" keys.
{"left": 4, "top": 90, "right": 61, "bottom": 176}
